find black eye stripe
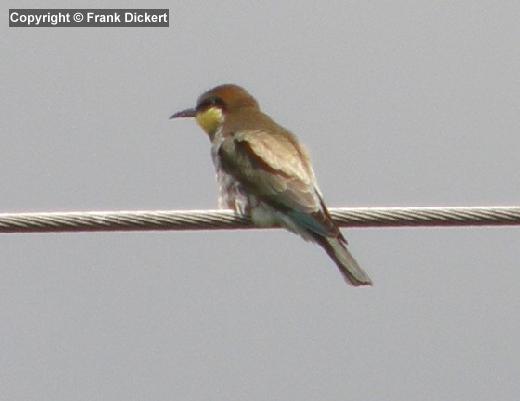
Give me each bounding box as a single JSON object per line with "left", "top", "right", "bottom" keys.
{"left": 199, "top": 99, "right": 213, "bottom": 109}
{"left": 196, "top": 96, "right": 224, "bottom": 111}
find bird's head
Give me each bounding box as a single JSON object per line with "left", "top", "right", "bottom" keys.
{"left": 170, "top": 84, "right": 259, "bottom": 136}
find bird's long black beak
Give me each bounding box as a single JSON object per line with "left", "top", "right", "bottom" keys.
{"left": 170, "top": 108, "right": 196, "bottom": 119}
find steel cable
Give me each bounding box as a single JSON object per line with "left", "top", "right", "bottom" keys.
{"left": 0, "top": 206, "right": 519, "bottom": 233}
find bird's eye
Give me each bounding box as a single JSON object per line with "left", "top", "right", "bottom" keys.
{"left": 210, "top": 97, "right": 223, "bottom": 107}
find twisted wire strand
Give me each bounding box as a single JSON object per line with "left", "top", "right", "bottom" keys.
{"left": 0, "top": 206, "right": 519, "bottom": 234}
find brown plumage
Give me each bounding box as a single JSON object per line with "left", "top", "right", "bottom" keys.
{"left": 171, "top": 84, "right": 372, "bottom": 286}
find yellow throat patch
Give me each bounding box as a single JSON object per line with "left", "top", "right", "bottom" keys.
{"left": 196, "top": 106, "right": 223, "bottom": 135}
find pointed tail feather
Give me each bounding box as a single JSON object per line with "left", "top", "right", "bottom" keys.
{"left": 316, "top": 235, "right": 372, "bottom": 286}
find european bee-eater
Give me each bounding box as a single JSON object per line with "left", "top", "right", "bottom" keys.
{"left": 171, "top": 84, "right": 372, "bottom": 286}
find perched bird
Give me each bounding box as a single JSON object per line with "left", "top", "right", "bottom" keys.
{"left": 171, "top": 84, "right": 372, "bottom": 286}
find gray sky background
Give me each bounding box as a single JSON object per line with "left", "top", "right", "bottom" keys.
{"left": 2, "top": 1, "right": 519, "bottom": 400}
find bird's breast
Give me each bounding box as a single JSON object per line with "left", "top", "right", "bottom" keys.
{"left": 210, "top": 130, "right": 249, "bottom": 212}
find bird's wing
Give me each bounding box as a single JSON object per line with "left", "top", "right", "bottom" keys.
{"left": 219, "top": 129, "right": 338, "bottom": 237}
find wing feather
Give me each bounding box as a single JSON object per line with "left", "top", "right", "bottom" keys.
{"left": 235, "top": 130, "right": 313, "bottom": 184}
{"left": 219, "top": 129, "right": 338, "bottom": 237}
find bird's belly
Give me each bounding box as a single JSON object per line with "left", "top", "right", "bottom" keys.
{"left": 210, "top": 142, "right": 248, "bottom": 212}
{"left": 248, "top": 202, "right": 283, "bottom": 227}
{"left": 214, "top": 167, "right": 278, "bottom": 225}
{"left": 216, "top": 169, "right": 249, "bottom": 212}
{"left": 250, "top": 201, "right": 315, "bottom": 241}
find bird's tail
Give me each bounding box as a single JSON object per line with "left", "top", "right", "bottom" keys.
{"left": 315, "top": 235, "right": 372, "bottom": 286}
